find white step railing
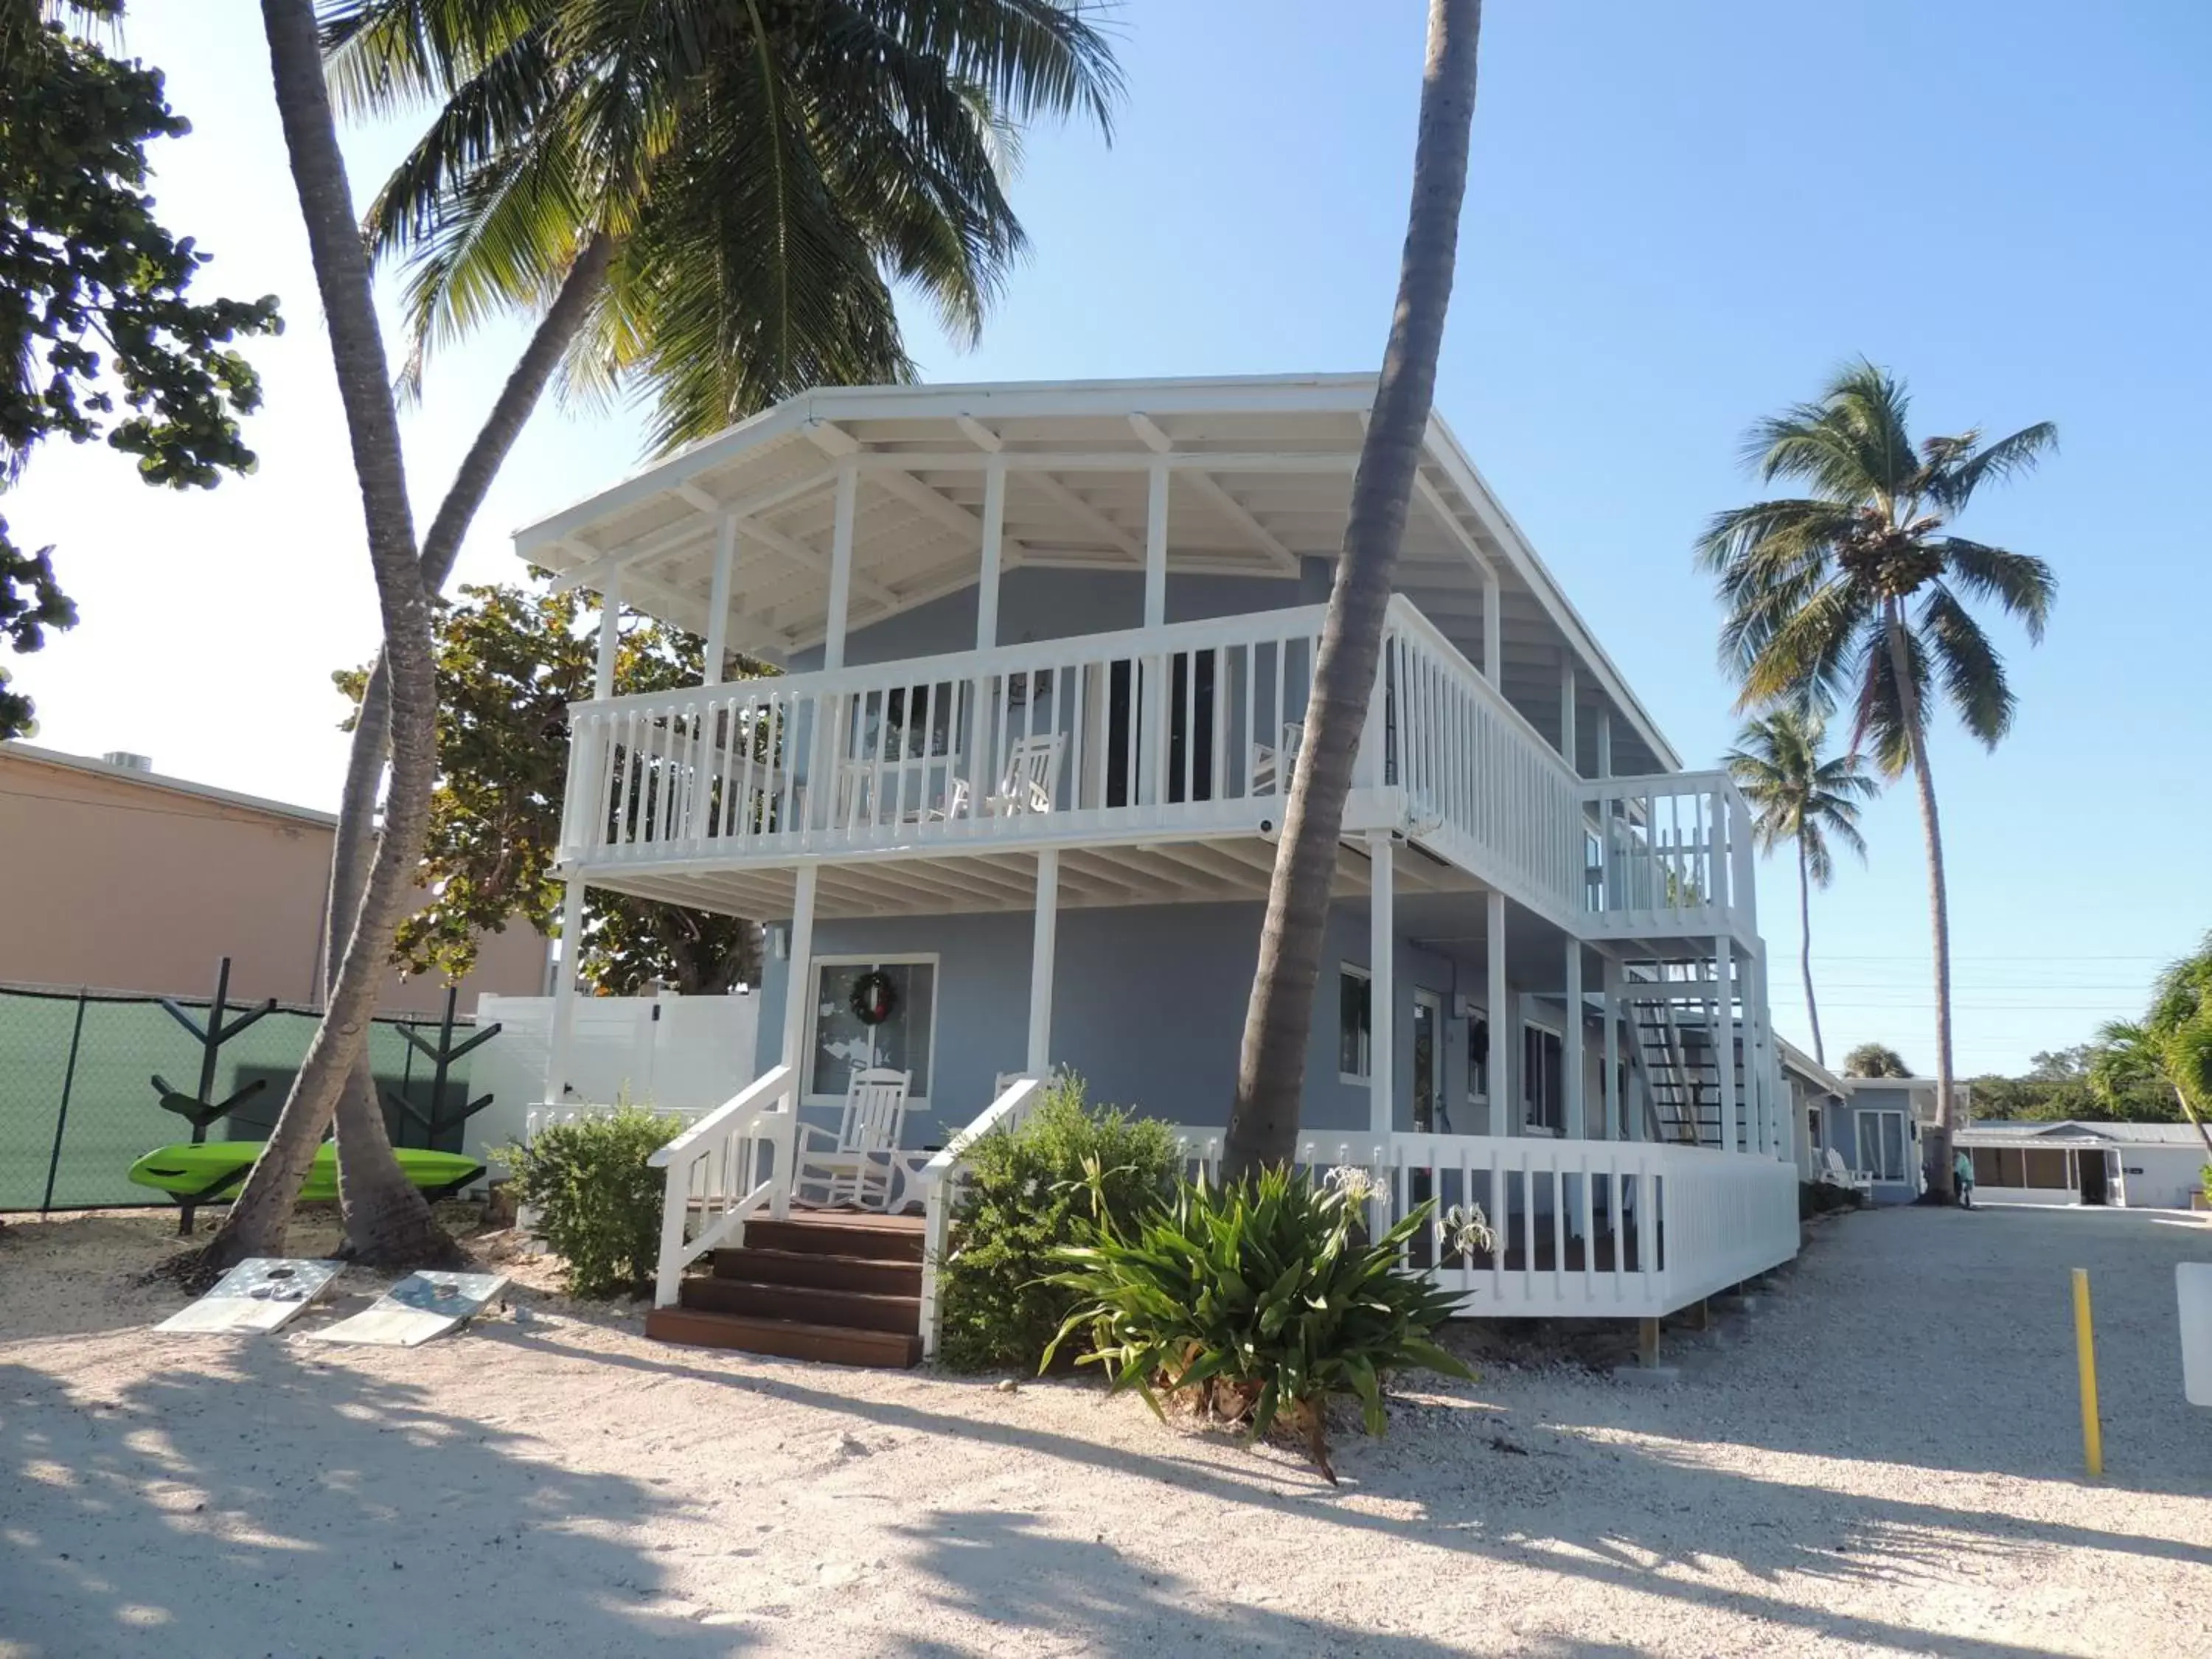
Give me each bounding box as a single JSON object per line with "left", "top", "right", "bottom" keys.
{"left": 916, "top": 1074, "right": 1048, "bottom": 1357}
{"left": 644, "top": 1064, "right": 799, "bottom": 1307}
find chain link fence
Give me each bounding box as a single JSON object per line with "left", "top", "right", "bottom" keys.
{"left": 1, "top": 984, "right": 482, "bottom": 1213}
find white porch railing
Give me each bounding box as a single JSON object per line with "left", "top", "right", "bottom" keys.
{"left": 642, "top": 1064, "right": 800, "bottom": 1307}
{"left": 916, "top": 1074, "right": 1047, "bottom": 1357}
{"left": 1581, "top": 771, "right": 1759, "bottom": 937}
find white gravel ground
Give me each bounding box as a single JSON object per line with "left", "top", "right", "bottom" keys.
{"left": 1, "top": 1202, "right": 2207, "bottom": 1658}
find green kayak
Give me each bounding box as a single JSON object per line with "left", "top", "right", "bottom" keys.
{"left": 127, "top": 1141, "right": 484, "bottom": 1203}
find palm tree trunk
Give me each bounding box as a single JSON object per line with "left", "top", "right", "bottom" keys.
{"left": 1798, "top": 838, "right": 1824, "bottom": 1068}
{"left": 185, "top": 0, "right": 440, "bottom": 1279}
{"left": 1885, "top": 606, "right": 1956, "bottom": 1202}
{"left": 1222, "top": 0, "right": 1482, "bottom": 1180}
{"left": 2173, "top": 1082, "right": 2212, "bottom": 1164}
{"left": 326, "top": 237, "right": 615, "bottom": 1265}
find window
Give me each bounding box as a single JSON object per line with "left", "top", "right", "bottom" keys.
{"left": 1857, "top": 1108, "right": 1907, "bottom": 1181}
{"left": 1465, "top": 1007, "right": 1489, "bottom": 1103}
{"left": 808, "top": 958, "right": 936, "bottom": 1103}
{"left": 1523, "top": 1023, "right": 1564, "bottom": 1133}
{"left": 1338, "top": 966, "right": 1371, "bottom": 1082}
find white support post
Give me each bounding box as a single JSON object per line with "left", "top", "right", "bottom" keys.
{"left": 823, "top": 462, "right": 858, "bottom": 671}
{"left": 776, "top": 866, "right": 819, "bottom": 1220}
{"left": 1026, "top": 849, "right": 1060, "bottom": 1075}
{"left": 703, "top": 514, "right": 737, "bottom": 686}
{"left": 1596, "top": 708, "right": 1613, "bottom": 780}
{"left": 1714, "top": 934, "right": 1737, "bottom": 1153}
{"left": 1559, "top": 660, "right": 1579, "bottom": 774}
{"left": 1369, "top": 829, "right": 1395, "bottom": 1143}
{"left": 1143, "top": 459, "right": 1169, "bottom": 628}
{"left": 593, "top": 571, "right": 622, "bottom": 701}
{"left": 1482, "top": 568, "right": 1502, "bottom": 686}
{"left": 1563, "top": 939, "right": 1585, "bottom": 1138}
{"left": 546, "top": 878, "right": 586, "bottom": 1104}
{"left": 976, "top": 456, "right": 1006, "bottom": 650}
{"left": 1486, "top": 888, "right": 1510, "bottom": 1137}
{"left": 1602, "top": 953, "right": 1622, "bottom": 1141}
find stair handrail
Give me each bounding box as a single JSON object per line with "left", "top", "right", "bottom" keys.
{"left": 647, "top": 1063, "right": 796, "bottom": 1307}
{"left": 916, "top": 1074, "right": 1047, "bottom": 1358}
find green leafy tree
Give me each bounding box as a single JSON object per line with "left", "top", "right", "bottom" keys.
{"left": 1969, "top": 1044, "right": 2171, "bottom": 1124}
{"left": 1725, "top": 709, "right": 1874, "bottom": 1069}
{"left": 0, "top": 1, "right": 279, "bottom": 737}
{"left": 1842, "top": 1043, "right": 1911, "bottom": 1079}
{"left": 335, "top": 580, "right": 763, "bottom": 995}
{"left": 302, "top": 0, "right": 1120, "bottom": 1259}
{"left": 1228, "top": 0, "right": 1481, "bottom": 1178}
{"left": 1699, "top": 362, "right": 2057, "bottom": 1200}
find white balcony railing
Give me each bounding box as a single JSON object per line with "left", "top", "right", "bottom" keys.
{"left": 558, "top": 595, "right": 1757, "bottom": 940}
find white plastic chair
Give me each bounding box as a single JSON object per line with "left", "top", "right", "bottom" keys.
{"left": 794, "top": 1066, "right": 912, "bottom": 1209}
{"left": 1250, "top": 720, "right": 1304, "bottom": 795}
{"left": 985, "top": 733, "right": 1065, "bottom": 815}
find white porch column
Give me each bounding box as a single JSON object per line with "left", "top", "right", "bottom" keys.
{"left": 592, "top": 570, "right": 622, "bottom": 700}
{"left": 1026, "top": 849, "right": 1060, "bottom": 1075}
{"left": 1563, "top": 940, "right": 1585, "bottom": 1138}
{"left": 1486, "top": 888, "right": 1509, "bottom": 1136}
{"left": 703, "top": 514, "right": 737, "bottom": 686}
{"left": 1559, "top": 660, "right": 1578, "bottom": 773}
{"left": 823, "top": 462, "right": 858, "bottom": 670}
{"left": 780, "top": 866, "right": 820, "bottom": 1078}
{"left": 1482, "top": 568, "right": 1502, "bottom": 686}
{"left": 1602, "top": 953, "right": 1622, "bottom": 1141}
{"left": 1714, "top": 935, "right": 1737, "bottom": 1152}
{"left": 975, "top": 456, "right": 1007, "bottom": 649}
{"left": 1596, "top": 708, "right": 1613, "bottom": 779}
{"left": 1143, "top": 459, "right": 1169, "bottom": 628}
{"left": 1369, "top": 829, "right": 1395, "bottom": 1143}
{"left": 545, "top": 878, "right": 586, "bottom": 1104}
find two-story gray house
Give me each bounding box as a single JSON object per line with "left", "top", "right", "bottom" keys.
{"left": 521, "top": 375, "right": 1802, "bottom": 1363}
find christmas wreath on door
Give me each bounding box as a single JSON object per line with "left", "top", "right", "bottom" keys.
{"left": 849, "top": 968, "right": 899, "bottom": 1027}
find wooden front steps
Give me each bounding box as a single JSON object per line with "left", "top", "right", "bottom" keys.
{"left": 644, "top": 1211, "right": 925, "bottom": 1368}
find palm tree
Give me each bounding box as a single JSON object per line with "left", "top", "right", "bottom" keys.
{"left": 1841, "top": 1042, "right": 1912, "bottom": 1079}
{"left": 298, "top": 0, "right": 1120, "bottom": 1259}
{"left": 1724, "top": 709, "right": 1872, "bottom": 1070}
{"left": 1223, "top": 0, "right": 1483, "bottom": 1180}
{"left": 186, "top": 0, "right": 442, "bottom": 1279}
{"left": 1698, "top": 362, "right": 2056, "bottom": 1201}
{"left": 2093, "top": 935, "right": 2212, "bottom": 1162}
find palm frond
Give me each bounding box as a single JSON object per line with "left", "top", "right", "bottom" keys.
{"left": 1930, "top": 420, "right": 2056, "bottom": 513}
{"left": 1850, "top": 611, "right": 1924, "bottom": 779}
{"left": 1934, "top": 537, "right": 2055, "bottom": 644}
{"left": 1919, "top": 582, "right": 2015, "bottom": 748}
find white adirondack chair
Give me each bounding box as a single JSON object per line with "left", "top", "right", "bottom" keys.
{"left": 794, "top": 1066, "right": 913, "bottom": 1209}
{"left": 984, "top": 733, "right": 1065, "bottom": 815}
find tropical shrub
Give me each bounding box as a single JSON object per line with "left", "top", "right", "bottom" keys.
{"left": 498, "top": 1104, "right": 684, "bottom": 1298}
{"left": 1046, "top": 1165, "right": 1478, "bottom": 1481}
{"left": 935, "top": 1075, "right": 1180, "bottom": 1373}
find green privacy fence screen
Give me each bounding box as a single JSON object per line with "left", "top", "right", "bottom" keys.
{"left": 0, "top": 984, "right": 481, "bottom": 1213}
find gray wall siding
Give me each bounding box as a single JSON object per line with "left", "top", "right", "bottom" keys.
{"left": 789, "top": 567, "right": 1302, "bottom": 672}
{"left": 755, "top": 896, "right": 1502, "bottom": 1147}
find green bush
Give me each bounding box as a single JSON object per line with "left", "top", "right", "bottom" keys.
{"left": 1046, "top": 1165, "right": 1475, "bottom": 1482}
{"left": 498, "top": 1104, "right": 684, "bottom": 1298}
{"left": 935, "top": 1075, "right": 1180, "bottom": 1373}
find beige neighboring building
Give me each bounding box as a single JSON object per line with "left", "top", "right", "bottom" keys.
{"left": 0, "top": 742, "right": 546, "bottom": 1014}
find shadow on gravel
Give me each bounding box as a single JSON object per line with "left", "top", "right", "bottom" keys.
{"left": 0, "top": 1345, "right": 732, "bottom": 1658}
{"left": 487, "top": 1324, "right": 2197, "bottom": 1659}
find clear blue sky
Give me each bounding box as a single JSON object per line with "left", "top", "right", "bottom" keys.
{"left": 10, "top": 1, "right": 2208, "bottom": 1076}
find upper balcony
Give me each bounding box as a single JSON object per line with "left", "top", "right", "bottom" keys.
{"left": 522, "top": 376, "right": 1756, "bottom": 945}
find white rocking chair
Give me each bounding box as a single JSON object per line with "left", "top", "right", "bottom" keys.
{"left": 984, "top": 733, "right": 1065, "bottom": 816}
{"left": 1250, "top": 720, "right": 1304, "bottom": 795}
{"left": 794, "top": 1066, "right": 913, "bottom": 1209}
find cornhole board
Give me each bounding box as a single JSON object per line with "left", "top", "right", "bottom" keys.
{"left": 2180, "top": 1263, "right": 2212, "bottom": 1408}
{"left": 155, "top": 1258, "right": 342, "bottom": 1335}
{"left": 304, "top": 1270, "right": 508, "bottom": 1348}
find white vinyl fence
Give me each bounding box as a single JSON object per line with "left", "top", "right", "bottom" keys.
{"left": 467, "top": 990, "right": 759, "bottom": 1166}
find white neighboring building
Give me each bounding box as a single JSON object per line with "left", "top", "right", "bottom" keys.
{"left": 1958, "top": 1120, "right": 2211, "bottom": 1210}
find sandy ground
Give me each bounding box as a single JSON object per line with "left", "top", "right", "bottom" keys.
{"left": 1, "top": 1201, "right": 2207, "bottom": 1659}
